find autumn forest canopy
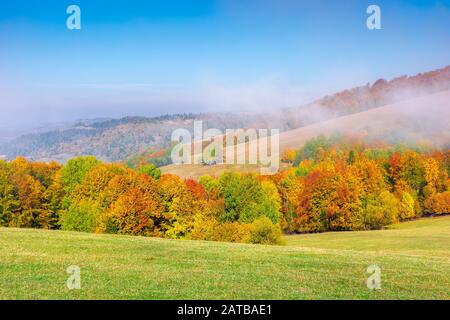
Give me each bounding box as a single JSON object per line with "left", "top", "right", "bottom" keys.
{"left": 1, "top": 135, "right": 449, "bottom": 245}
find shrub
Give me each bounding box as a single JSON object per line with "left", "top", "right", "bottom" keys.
{"left": 209, "top": 222, "right": 251, "bottom": 243}
{"left": 246, "top": 216, "right": 284, "bottom": 245}
{"left": 361, "top": 191, "right": 399, "bottom": 229}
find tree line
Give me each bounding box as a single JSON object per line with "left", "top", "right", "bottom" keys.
{"left": 0, "top": 135, "right": 448, "bottom": 244}
{"left": 279, "top": 135, "right": 449, "bottom": 232}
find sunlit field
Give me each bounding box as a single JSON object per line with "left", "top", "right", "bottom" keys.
{"left": 1, "top": 216, "right": 449, "bottom": 300}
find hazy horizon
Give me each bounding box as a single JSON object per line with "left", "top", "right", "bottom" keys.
{"left": 1, "top": 0, "right": 450, "bottom": 133}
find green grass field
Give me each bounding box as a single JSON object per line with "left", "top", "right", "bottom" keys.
{"left": 1, "top": 216, "right": 449, "bottom": 300}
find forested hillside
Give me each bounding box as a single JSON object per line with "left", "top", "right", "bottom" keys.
{"left": 1, "top": 66, "right": 449, "bottom": 163}
{"left": 282, "top": 65, "right": 450, "bottom": 128}
{"left": 0, "top": 114, "right": 256, "bottom": 162}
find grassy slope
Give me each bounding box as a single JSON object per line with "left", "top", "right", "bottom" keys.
{"left": 0, "top": 216, "right": 449, "bottom": 300}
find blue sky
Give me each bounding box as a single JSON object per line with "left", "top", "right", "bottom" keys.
{"left": 0, "top": 0, "right": 450, "bottom": 130}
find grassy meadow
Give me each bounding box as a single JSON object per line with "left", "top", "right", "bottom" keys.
{"left": 0, "top": 216, "right": 449, "bottom": 300}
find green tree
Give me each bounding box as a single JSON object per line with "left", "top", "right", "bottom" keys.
{"left": 60, "top": 156, "right": 100, "bottom": 195}
{"left": 138, "top": 164, "right": 161, "bottom": 180}
{"left": 218, "top": 172, "right": 281, "bottom": 224}
{"left": 60, "top": 200, "right": 99, "bottom": 233}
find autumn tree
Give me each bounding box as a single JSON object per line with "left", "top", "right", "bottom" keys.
{"left": 424, "top": 191, "right": 450, "bottom": 215}
{"left": 159, "top": 174, "right": 197, "bottom": 238}
{"left": 105, "top": 188, "right": 164, "bottom": 236}
{"left": 7, "top": 158, "right": 44, "bottom": 228}
{"left": 0, "top": 160, "right": 17, "bottom": 226}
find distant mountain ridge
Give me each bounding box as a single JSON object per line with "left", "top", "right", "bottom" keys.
{"left": 0, "top": 113, "right": 258, "bottom": 162}
{"left": 1, "top": 65, "right": 449, "bottom": 162}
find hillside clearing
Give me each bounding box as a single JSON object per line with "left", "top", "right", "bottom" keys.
{"left": 0, "top": 216, "right": 449, "bottom": 300}
{"left": 162, "top": 90, "right": 450, "bottom": 179}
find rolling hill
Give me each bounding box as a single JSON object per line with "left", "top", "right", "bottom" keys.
{"left": 0, "top": 216, "right": 449, "bottom": 299}
{"left": 1, "top": 66, "right": 449, "bottom": 163}
{"left": 278, "top": 89, "right": 450, "bottom": 150}
{"left": 162, "top": 90, "right": 450, "bottom": 179}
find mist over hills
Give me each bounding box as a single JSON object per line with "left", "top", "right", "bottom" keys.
{"left": 1, "top": 66, "right": 449, "bottom": 163}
